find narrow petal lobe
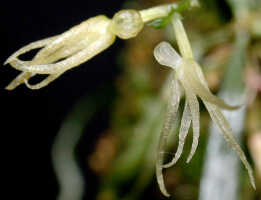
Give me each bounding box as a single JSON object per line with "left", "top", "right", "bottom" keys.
{"left": 184, "top": 88, "right": 200, "bottom": 163}
{"left": 163, "top": 100, "right": 192, "bottom": 168}
{"left": 204, "top": 101, "right": 256, "bottom": 189}
{"left": 156, "top": 77, "right": 181, "bottom": 197}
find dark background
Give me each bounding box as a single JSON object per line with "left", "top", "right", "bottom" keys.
{"left": 1, "top": 1, "right": 125, "bottom": 199}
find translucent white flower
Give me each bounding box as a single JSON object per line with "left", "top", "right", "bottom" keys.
{"left": 3, "top": 2, "right": 196, "bottom": 90}
{"left": 4, "top": 10, "right": 144, "bottom": 90}
{"left": 154, "top": 41, "right": 255, "bottom": 197}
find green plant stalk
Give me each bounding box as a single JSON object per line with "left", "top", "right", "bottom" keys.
{"left": 139, "top": 0, "right": 199, "bottom": 23}
{"left": 172, "top": 13, "right": 194, "bottom": 59}
{"left": 140, "top": 4, "right": 177, "bottom": 23}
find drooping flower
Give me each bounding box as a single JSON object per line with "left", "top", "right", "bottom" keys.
{"left": 154, "top": 41, "right": 256, "bottom": 197}
{"left": 4, "top": 10, "right": 144, "bottom": 90}
{"left": 3, "top": 1, "right": 198, "bottom": 90}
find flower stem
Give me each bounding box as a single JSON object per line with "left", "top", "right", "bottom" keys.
{"left": 172, "top": 13, "right": 194, "bottom": 59}
{"left": 139, "top": 4, "right": 177, "bottom": 23}
{"left": 139, "top": 0, "right": 199, "bottom": 23}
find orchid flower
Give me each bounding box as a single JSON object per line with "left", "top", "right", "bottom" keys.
{"left": 154, "top": 14, "right": 255, "bottom": 197}
{"left": 4, "top": 1, "right": 197, "bottom": 90}
{"left": 3, "top": 0, "right": 255, "bottom": 197}
{"left": 4, "top": 10, "right": 144, "bottom": 90}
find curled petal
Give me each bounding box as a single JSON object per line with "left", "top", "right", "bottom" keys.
{"left": 163, "top": 100, "right": 192, "bottom": 168}
{"left": 180, "top": 60, "right": 239, "bottom": 110}
{"left": 156, "top": 77, "right": 181, "bottom": 197}
{"left": 5, "top": 72, "right": 35, "bottom": 90}
{"left": 204, "top": 101, "right": 256, "bottom": 190}
{"left": 156, "top": 164, "right": 170, "bottom": 197}
{"left": 154, "top": 41, "right": 182, "bottom": 69}
{"left": 24, "top": 73, "right": 64, "bottom": 90}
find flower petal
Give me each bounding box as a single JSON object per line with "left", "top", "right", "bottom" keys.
{"left": 5, "top": 72, "right": 35, "bottom": 90}
{"left": 163, "top": 100, "right": 192, "bottom": 168}
{"left": 204, "top": 101, "right": 256, "bottom": 189}
{"left": 8, "top": 35, "right": 116, "bottom": 74}
{"left": 154, "top": 41, "right": 182, "bottom": 69}
{"left": 4, "top": 36, "right": 59, "bottom": 65}
{"left": 182, "top": 60, "right": 239, "bottom": 110}
{"left": 24, "top": 73, "right": 64, "bottom": 90}
{"left": 185, "top": 88, "right": 200, "bottom": 163}
{"left": 156, "top": 77, "right": 181, "bottom": 197}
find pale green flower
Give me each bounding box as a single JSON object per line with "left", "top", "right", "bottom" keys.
{"left": 154, "top": 41, "right": 255, "bottom": 197}
{"left": 3, "top": 1, "right": 196, "bottom": 90}
{"left": 4, "top": 10, "right": 144, "bottom": 90}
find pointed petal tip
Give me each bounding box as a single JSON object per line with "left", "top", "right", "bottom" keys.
{"left": 249, "top": 172, "right": 256, "bottom": 190}
{"left": 252, "top": 181, "right": 256, "bottom": 190}
{"left": 157, "top": 172, "right": 171, "bottom": 197}
{"left": 4, "top": 57, "right": 11, "bottom": 65}
{"left": 186, "top": 156, "right": 192, "bottom": 163}
{"left": 156, "top": 164, "right": 171, "bottom": 197}
{"left": 164, "top": 192, "right": 171, "bottom": 198}
{"left": 186, "top": 147, "right": 197, "bottom": 163}
{"left": 5, "top": 84, "right": 15, "bottom": 90}
{"left": 159, "top": 184, "right": 171, "bottom": 198}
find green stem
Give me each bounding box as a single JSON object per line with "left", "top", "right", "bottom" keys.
{"left": 139, "top": 0, "right": 199, "bottom": 23}
{"left": 139, "top": 4, "right": 177, "bottom": 23}
{"left": 172, "top": 13, "right": 194, "bottom": 59}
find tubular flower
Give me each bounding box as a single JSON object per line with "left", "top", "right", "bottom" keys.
{"left": 4, "top": 1, "right": 195, "bottom": 90}
{"left": 4, "top": 10, "right": 144, "bottom": 90}
{"left": 4, "top": 1, "right": 198, "bottom": 90}
{"left": 154, "top": 41, "right": 256, "bottom": 197}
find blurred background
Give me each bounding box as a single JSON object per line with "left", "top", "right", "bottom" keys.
{"left": 1, "top": 0, "right": 261, "bottom": 200}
